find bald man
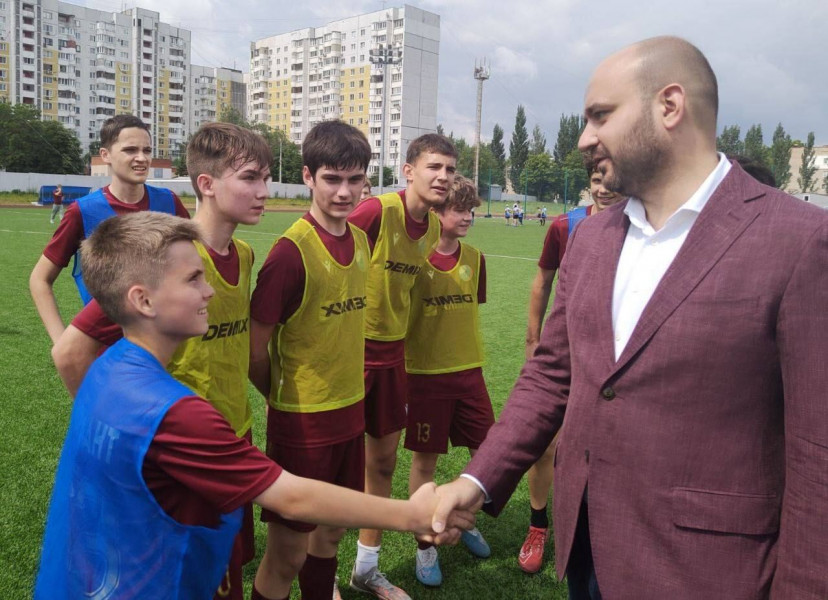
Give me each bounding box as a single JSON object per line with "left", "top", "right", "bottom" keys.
{"left": 431, "top": 37, "right": 828, "bottom": 599}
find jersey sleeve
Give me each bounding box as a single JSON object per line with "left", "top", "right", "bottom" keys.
{"left": 347, "top": 197, "right": 383, "bottom": 247}
{"left": 538, "top": 217, "right": 567, "bottom": 271}
{"left": 171, "top": 192, "right": 190, "bottom": 219}
{"left": 147, "top": 396, "right": 282, "bottom": 513}
{"left": 42, "top": 203, "right": 85, "bottom": 268}
{"left": 250, "top": 238, "right": 305, "bottom": 325}
{"left": 71, "top": 299, "right": 124, "bottom": 347}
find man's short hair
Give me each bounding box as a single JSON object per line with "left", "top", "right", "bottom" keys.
{"left": 99, "top": 115, "right": 150, "bottom": 149}
{"left": 436, "top": 174, "right": 481, "bottom": 213}
{"left": 187, "top": 122, "right": 273, "bottom": 200}
{"left": 80, "top": 212, "right": 202, "bottom": 326}
{"left": 406, "top": 134, "right": 458, "bottom": 165}
{"left": 302, "top": 120, "right": 371, "bottom": 177}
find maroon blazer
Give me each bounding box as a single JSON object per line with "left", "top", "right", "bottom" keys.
{"left": 466, "top": 164, "right": 828, "bottom": 599}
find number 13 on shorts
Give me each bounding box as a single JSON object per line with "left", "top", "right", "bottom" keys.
{"left": 416, "top": 422, "right": 431, "bottom": 443}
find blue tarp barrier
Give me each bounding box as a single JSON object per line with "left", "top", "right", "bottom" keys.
{"left": 38, "top": 185, "right": 93, "bottom": 205}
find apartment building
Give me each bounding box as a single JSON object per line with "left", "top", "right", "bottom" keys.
{"left": 249, "top": 5, "right": 440, "bottom": 180}
{"left": 786, "top": 145, "right": 828, "bottom": 195}
{"left": 190, "top": 64, "right": 246, "bottom": 131}
{"left": 0, "top": 0, "right": 190, "bottom": 157}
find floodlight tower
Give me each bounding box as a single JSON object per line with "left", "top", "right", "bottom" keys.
{"left": 369, "top": 42, "right": 402, "bottom": 194}
{"left": 473, "top": 59, "right": 491, "bottom": 190}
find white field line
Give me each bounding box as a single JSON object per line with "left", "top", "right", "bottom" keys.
{"left": 0, "top": 228, "right": 52, "bottom": 235}
{"left": 485, "top": 253, "right": 536, "bottom": 262}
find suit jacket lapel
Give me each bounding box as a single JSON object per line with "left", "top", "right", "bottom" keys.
{"left": 608, "top": 168, "right": 765, "bottom": 377}
{"left": 591, "top": 205, "right": 629, "bottom": 371}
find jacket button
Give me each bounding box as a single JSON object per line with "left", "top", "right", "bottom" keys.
{"left": 601, "top": 386, "right": 616, "bottom": 400}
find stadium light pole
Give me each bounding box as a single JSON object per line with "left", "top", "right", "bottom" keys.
{"left": 473, "top": 59, "right": 490, "bottom": 191}
{"left": 370, "top": 43, "right": 402, "bottom": 194}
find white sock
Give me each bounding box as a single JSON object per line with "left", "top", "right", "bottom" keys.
{"left": 417, "top": 546, "right": 437, "bottom": 562}
{"left": 355, "top": 542, "right": 380, "bottom": 577}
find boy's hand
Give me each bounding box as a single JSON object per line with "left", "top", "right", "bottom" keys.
{"left": 407, "top": 482, "right": 476, "bottom": 545}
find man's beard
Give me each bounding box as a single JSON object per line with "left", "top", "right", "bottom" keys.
{"left": 601, "top": 109, "right": 667, "bottom": 198}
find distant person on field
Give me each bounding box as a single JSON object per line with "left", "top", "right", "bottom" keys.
{"left": 29, "top": 114, "right": 187, "bottom": 344}
{"left": 505, "top": 205, "right": 512, "bottom": 225}
{"left": 50, "top": 184, "right": 64, "bottom": 224}
{"left": 517, "top": 164, "right": 622, "bottom": 574}
{"left": 404, "top": 175, "right": 494, "bottom": 588}
{"left": 540, "top": 205, "right": 547, "bottom": 226}
{"left": 248, "top": 120, "right": 373, "bottom": 600}
{"left": 50, "top": 122, "right": 273, "bottom": 600}
{"left": 34, "top": 211, "right": 471, "bottom": 600}
{"left": 517, "top": 205, "right": 524, "bottom": 225}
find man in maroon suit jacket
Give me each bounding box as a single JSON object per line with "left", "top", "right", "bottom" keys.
{"left": 430, "top": 37, "right": 828, "bottom": 599}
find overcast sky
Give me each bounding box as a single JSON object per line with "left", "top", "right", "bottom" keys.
{"left": 81, "top": 0, "right": 828, "bottom": 147}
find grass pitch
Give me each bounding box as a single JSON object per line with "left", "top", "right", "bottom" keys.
{"left": 0, "top": 204, "right": 569, "bottom": 599}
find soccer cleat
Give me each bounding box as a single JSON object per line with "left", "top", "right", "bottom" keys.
{"left": 415, "top": 546, "right": 442, "bottom": 587}
{"left": 350, "top": 565, "right": 412, "bottom": 600}
{"left": 518, "top": 525, "right": 549, "bottom": 573}
{"left": 461, "top": 527, "right": 491, "bottom": 558}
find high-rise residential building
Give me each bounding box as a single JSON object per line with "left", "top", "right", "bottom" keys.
{"left": 0, "top": 0, "right": 190, "bottom": 157}
{"left": 249, "top": 5, "right": 440, "bottom": 181}
{"left": 190, "top": 65, "right": 246, "bottom": 132}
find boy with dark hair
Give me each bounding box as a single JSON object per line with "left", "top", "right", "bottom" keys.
{"left": 34, "top": 212, "right": 470, "bottom": 600}
{"left": 346, "top": 133, "right": 457, "bottom": 599}
{"left": 49, "top": 121, "right": 273, "bottom": 599}
{"left": 404, "top": 175, "right": 495, "bottom": 587}
{"left": 30, "top": 114, "right": 188, "bottom": 343}
{"left": 248, "top": 120, "right": 374, "bottom": 600}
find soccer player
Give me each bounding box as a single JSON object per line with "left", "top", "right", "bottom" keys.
{"left": 50, "top": 184, "right": 64, "bottom": 224}
{"left": 504, "top": 205, "right": 512, "bottom": 225}
{"left": 248, "top": 120, "right": 373, "bottom": 600}
{"left": 347, "top": 133, "right": 457, "bottom": 599}
{"left": 29, "top": 114, "right": 188, "bottom": 344}
{"left": 34, "top": 211, "right": 472, "bottom": 600}
{"left": 50, "top": 121, "right": 273, "bottom": 599}
{"left": 404, "top": 175, "right": 495, "bottom": 587}
{"left": 518, "top": 165, "right": 623, "bottom": 574}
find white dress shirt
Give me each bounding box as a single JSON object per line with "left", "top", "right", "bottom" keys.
{"left": 612, "top": 154, "right": 731, "bottom": 360}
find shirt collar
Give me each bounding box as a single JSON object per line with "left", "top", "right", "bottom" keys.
{"left": 624, "top": 153, "right": 732, "bottom": 232}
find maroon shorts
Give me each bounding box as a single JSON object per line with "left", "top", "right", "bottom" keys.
{"left": 214, "top": 431, "right": 256, "bottom": 600}
{"left": 364, "top": 363, "right": 408, "bottom": 438}
{"left": 404, "top": 389, "right": 495, "bottom": 454}
{"left": 261, "top": 434, "right": 365, "bottom": 531}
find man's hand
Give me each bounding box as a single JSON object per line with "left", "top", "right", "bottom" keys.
{"left": 407, "top": 482, "right": 477, "bottom": 544}
{"left": 426, "top": 478, "right": 486, "bottom": 546}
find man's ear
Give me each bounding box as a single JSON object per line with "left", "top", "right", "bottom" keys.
{"left": 658, "top": 83, "right": 686, "bottom": 131}
{"left": 126, "top": 284, "right": 156, "bottom": 318}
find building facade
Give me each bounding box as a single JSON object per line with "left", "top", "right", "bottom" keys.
{"left": 249, "top": 5, "right": 440, "bottom": 181}
{"left": 786, "top": 145, "right": 828, "bottom": 195}
{"left": 189, "top": 64, "right": 246, "bottom": 132}
{"left": 0, "top": 0, "right": 191, "bottom": 157}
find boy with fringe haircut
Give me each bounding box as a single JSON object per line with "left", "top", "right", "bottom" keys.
{"left": 50, "top": 122, "right": 272, "bottom": 599}
{"left": 248, "top": 120, "right": 373, "bottom": 600}
{"left": 346, "top": 134, "right": 457, "bottom": 599}
{"left": 35, "top": 212, "right": 471, "bottom": 600}
{"left": 404, "top": 175, "right": 495, "bottom": 587}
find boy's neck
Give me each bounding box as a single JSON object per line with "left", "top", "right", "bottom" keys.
{"left": 404, "top": 188, "right": 430, "bottom": 222}
{"left": 193, "top": 203, "right": 236, "bottom": 255}
{"left": 436, "top": 236, "right": 460, "bottom": 255}
{"left": 309, "top": 204, "right": 347, "bottom": 236}
{"left": 124, "top": 329, "right": 179, "bottom": 367}
{"left": 108, "top": 179, "right": 145, "bottom": 205}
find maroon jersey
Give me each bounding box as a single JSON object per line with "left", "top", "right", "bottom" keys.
{"left": 43, "top": 186, "right": 189, "bottom": 268}
{"left": 538, "top": 205, "right": 595, "bottom": 271}
{"left": 250, "top": 213, "right": 364, "bottom": 447}
{"left": 52, "top": 189, "right": 64, "bottom": 205}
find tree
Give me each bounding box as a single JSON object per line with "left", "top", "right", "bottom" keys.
{"left": 530, "top": 124, "right": 547, "bottom": 156}
{"left": 436, "top": 124, "right": 445, "bottom": 136}
{"left": 218, "top": 105, "right": 249, "bottom": 128}
{"left": 770, "top": 123, "right": 793, "bottom": 190}
{"left": 797, "top": 131, "right": 818, "bottom": 193}
{"left": 509, "top": 105, "right": 529, "bottom": 190}
{"left": 743, "top": 124, "right": 767, "bottom": 165}
{"left": 0, "top": 103, "right": 84, "bottom": 174}
{"left": 716, "top": 125, "right": 743, "bottom": 156}
{"left": 552, "top": 114, "right": 585, "bottom": 163}
{"left": 824, "top": 171, "right": 828, "bottom": 195}
{"left": 524, "top": 152, "right": 560, "bottom": 201}
{"left": 172, "top": 139, "right": 190, "bottom": 177}
{"left": 561, "top": 148, "right": 590, "bottom": 205}
{"left": 490, "top": 124, "right": 506, "bottom": 181}
{"left": 369, "top": 167, "right": 394, "bottom": 188}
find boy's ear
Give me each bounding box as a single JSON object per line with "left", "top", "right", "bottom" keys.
{"left": 99, "top": 146, "right": 111, "bottom": 164}
{"left": 301, "top": 165, "right": 314, "bottom": 188}
{"left": 402, "top": 162, "right": 414, "bottom": 182}
{"left": 196, "top": 173, "right": 216, "bottom": 199}
{"left": 126, "top": 284, "right": 157, "bottom": 318}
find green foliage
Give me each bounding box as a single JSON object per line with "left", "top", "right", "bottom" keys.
{"left": 797, "top": 131, "right": 818, "bottom": 193}
{"left": 218, "top": 105, "right": 250, "bottom": 128}
{"left": 436, "top": 123, "right": 445, "bottom": 136}
{"left": 369, "top": 166, "right": 394, "bottom": 187}
{"left": 509, "top": 105, "right": 529, "bottom": 189}
{"left": 716, "top": 125, "right": 743, "bottom": 156}
{"left": 529, "top": 124, "right": 547, "bottom": 156}
{"left": 552, "top": 113, "right": 585, "bottom": 163}
{"left": 770, "top": 123, "right": 793, "bottom": 190}
{"left": 524, "top": 152, "right": 560, "bottom": 201}
{"left": 0, "top": 103, "right": 85, "bottom": 174}
{"left": 455, "top": 138, "right": 504, "bottom": 191}
{"left": 743, "top": 124, "right": 768, "bottom": 165}
{"left": 490, "top": 124, "right": 506, "bottom": 168}
{"left": 173, "top": 139, "right": 190, "bottom": 177}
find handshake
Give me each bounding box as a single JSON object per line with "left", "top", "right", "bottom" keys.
{"left": 404, "top": 478, "right": 487, "bottom": 545}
